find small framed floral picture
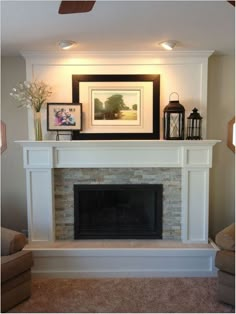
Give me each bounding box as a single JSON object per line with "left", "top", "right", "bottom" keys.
{"left": 47, "top": 103, "right": 82, "bottom": 131}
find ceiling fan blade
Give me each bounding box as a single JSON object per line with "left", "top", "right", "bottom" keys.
{"left": 59, "top": 1, "right": 96, "bottom": 14}
{"left": 227, "top": 1, "right": 235, "bottom": 6}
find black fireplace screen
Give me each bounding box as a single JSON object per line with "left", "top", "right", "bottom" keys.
{"left": 74, "top": 184, "right": 163, "bottom": 239}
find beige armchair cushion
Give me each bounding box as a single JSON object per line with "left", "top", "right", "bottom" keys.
{"left": 1, "top": 227, "right": 33, "bottom": 312}
{"left": 1, "top": 251, "right": 33, "bottom": 283}
{"left": 215, "top": 250, "right": 235, "bottom": 275}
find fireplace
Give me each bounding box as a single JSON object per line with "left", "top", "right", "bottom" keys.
{"left": 74, "top": 184, "right": 163, "bottom": 239}
{"left": 17, "top": 140, "right": 219, "bottom": 243}
{"left": 17, "top": 140, "right": 219, "bottom": 278}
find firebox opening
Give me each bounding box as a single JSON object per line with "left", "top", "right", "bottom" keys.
{"left": 74, "top": 184, "right": 163, "bottom": 239}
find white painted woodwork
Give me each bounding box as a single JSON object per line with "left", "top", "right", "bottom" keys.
{"left": 17, "top": 140, "right": 219, "bottom": 245}
{"left": 182, "top": 169, "right": 209, "bottom": 243}
{"left": 22, "top": 51, "right": 213, "bottom": 141}
{"left": 24, "top": 147, "right": 53, "bottom": 168}
{"left": 26, "top": 169, "right": 55, "bottom": 242}
{"left": 17, "top": 50, "right": 220, "bottom": 278}
{"left": 24, "top": 243, "right": 218, "bottom": 278}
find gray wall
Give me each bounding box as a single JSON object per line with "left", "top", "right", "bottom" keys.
{"left": 1, "top": 56, "right": 28, "bottom": 232}
{"left": 1, "top": 55, "right": 235, "bottom": 237}
{"left": 208, "top": 55, "right": 235, "bottom": 237}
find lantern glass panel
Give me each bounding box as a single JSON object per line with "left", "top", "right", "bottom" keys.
{"left": 170, "top": 113, "right": 183, "bottom": 138}
{"left": 187, "top": 119, "right": 201, "bottom": 139}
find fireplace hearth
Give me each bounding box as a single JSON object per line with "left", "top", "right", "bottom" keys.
{"left": 74, "top": 184, "right": 163, "bottom": 239}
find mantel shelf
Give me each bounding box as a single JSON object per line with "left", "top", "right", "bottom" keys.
{"left": 16, "top": 139, "right": 220, "bottom": 147}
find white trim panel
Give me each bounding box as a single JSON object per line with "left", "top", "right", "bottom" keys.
{"left": 183, "top": 146, "right": 212, "bottom": 168}
{"left": 55, "top": 146, "right": 181, "bottom": 168}
{"left": 26, "top": 169, "right": 55, "bottom": 242}
{"left": 24, "top": 147, "right": 53, "bottom": 168}
{"left": 29, "top": 247, "right": 218, "bottom": 278}
{"left": 182, "top": 168, "right": 209, "bottom": 243}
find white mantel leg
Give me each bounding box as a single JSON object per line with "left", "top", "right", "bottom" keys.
{"left": 182, "top": 168, "right": 209, "bottom": 243}
{"left": 26, "top": 159, "right": 55, "bottom": 242}
{"left": 23, "top": 146, "right": 54, "bottom": 243}
{"left": 26, "top": 168, "right": 55, "bottom": 243}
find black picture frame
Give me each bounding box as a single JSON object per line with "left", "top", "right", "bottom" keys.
{"left": 72, "top": 74, "right": 160, "bottom": 140}
{"left": 47, "top": 103, "right": 82, "bottom": 131}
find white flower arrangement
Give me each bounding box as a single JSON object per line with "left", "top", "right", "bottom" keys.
{"left": 10, "top": 80, "right": 52, "bottom": 112}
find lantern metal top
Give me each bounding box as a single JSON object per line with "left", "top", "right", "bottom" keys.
{"left": 164, "top": 92, "right": 185, "bottom": 113}
{"left": 169, "top": 92, "right": 179, "bottom": 101}
{"left": 187, "top": 108, "right": 202, "bottom": 120}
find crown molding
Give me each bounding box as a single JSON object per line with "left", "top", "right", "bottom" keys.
{"left": 21, "top": 50, "right": 215, "bottom": 60}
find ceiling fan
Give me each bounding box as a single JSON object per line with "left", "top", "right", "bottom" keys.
{"left": 58, "top": 0, "right": 234, "bottom": 14}
{"left": 59, "top": 1, "right": 96, "bottom": 14}
{"left": 227, "top": 1, "right": 235, "bottom": 6}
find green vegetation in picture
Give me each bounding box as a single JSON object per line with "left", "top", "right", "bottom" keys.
{"left": 93, "top": 90, "right": 139, "bottom": 121}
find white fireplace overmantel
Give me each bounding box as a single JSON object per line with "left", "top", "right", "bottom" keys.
{"left": 16, "top": 140, "right": 220, "bottom": 244}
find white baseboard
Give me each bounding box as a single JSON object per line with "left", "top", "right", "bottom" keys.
{"left": 27, "top": 245, "right": 218, "bottom": 278}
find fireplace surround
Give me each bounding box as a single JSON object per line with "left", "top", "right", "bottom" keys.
{"left": 17, "top": 139, "right": 219, "bottom": 244}
{"left": 54, "top": 167, "right": 181, "bottom": 240}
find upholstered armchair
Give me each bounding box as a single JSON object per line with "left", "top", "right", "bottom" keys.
{"left": 215, "top": 223, "right": 235, "bottom": 306}
{"left": 1, "top": 227, "right": 33, "bottom": 312}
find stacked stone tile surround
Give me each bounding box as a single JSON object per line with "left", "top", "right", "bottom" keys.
{"left": 54, "top": 168, "right": 182, "bottom": 240}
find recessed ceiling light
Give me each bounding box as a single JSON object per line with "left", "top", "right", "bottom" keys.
{"left": 59, "top": 40, "right": 76, "bottom": 50}
{"left": 160, "top": 40, "right": 177, "bottom": 51}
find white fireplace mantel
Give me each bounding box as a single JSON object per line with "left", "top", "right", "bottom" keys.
{"left": 16, "top": 140, "right": 220, "bottom": 244}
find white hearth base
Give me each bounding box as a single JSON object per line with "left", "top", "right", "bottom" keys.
{"left": 24, "top": 239, "right": 218, "bottom": 278}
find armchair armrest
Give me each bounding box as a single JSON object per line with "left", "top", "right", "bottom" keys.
{"left": 1, "top": 227, "right": 27, "bottom": 256}
{"left": 215, "top": 223, "right": 235, "bottom": 251}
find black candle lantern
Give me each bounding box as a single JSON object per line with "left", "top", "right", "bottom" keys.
{"left": 186, "top": 108, "right": 202, "bottom": 140}
{"left": 163, "top": 92, "right": 185, "bottom": 140}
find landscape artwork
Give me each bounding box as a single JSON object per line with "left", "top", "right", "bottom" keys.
{"left": 91, "top": 89, "right": 141, "bottom": 126}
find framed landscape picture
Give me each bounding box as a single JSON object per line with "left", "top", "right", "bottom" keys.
{"left": 47, "top": 103, "right": 82, "bottom": 131}
{"left": 72, "top": 74, "right": 160, "bottom": 140}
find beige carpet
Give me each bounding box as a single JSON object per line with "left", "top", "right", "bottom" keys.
{"left": 9, "top": 277, "right": 234, "bottom": 313}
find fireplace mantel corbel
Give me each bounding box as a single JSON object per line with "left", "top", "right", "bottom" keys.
{"left": 16, "top": 140, "right": 220, "bottom": 244}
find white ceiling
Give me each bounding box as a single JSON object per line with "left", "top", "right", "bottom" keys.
{"left": 1, "top": 0, "right": 235, "bottom": 56}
